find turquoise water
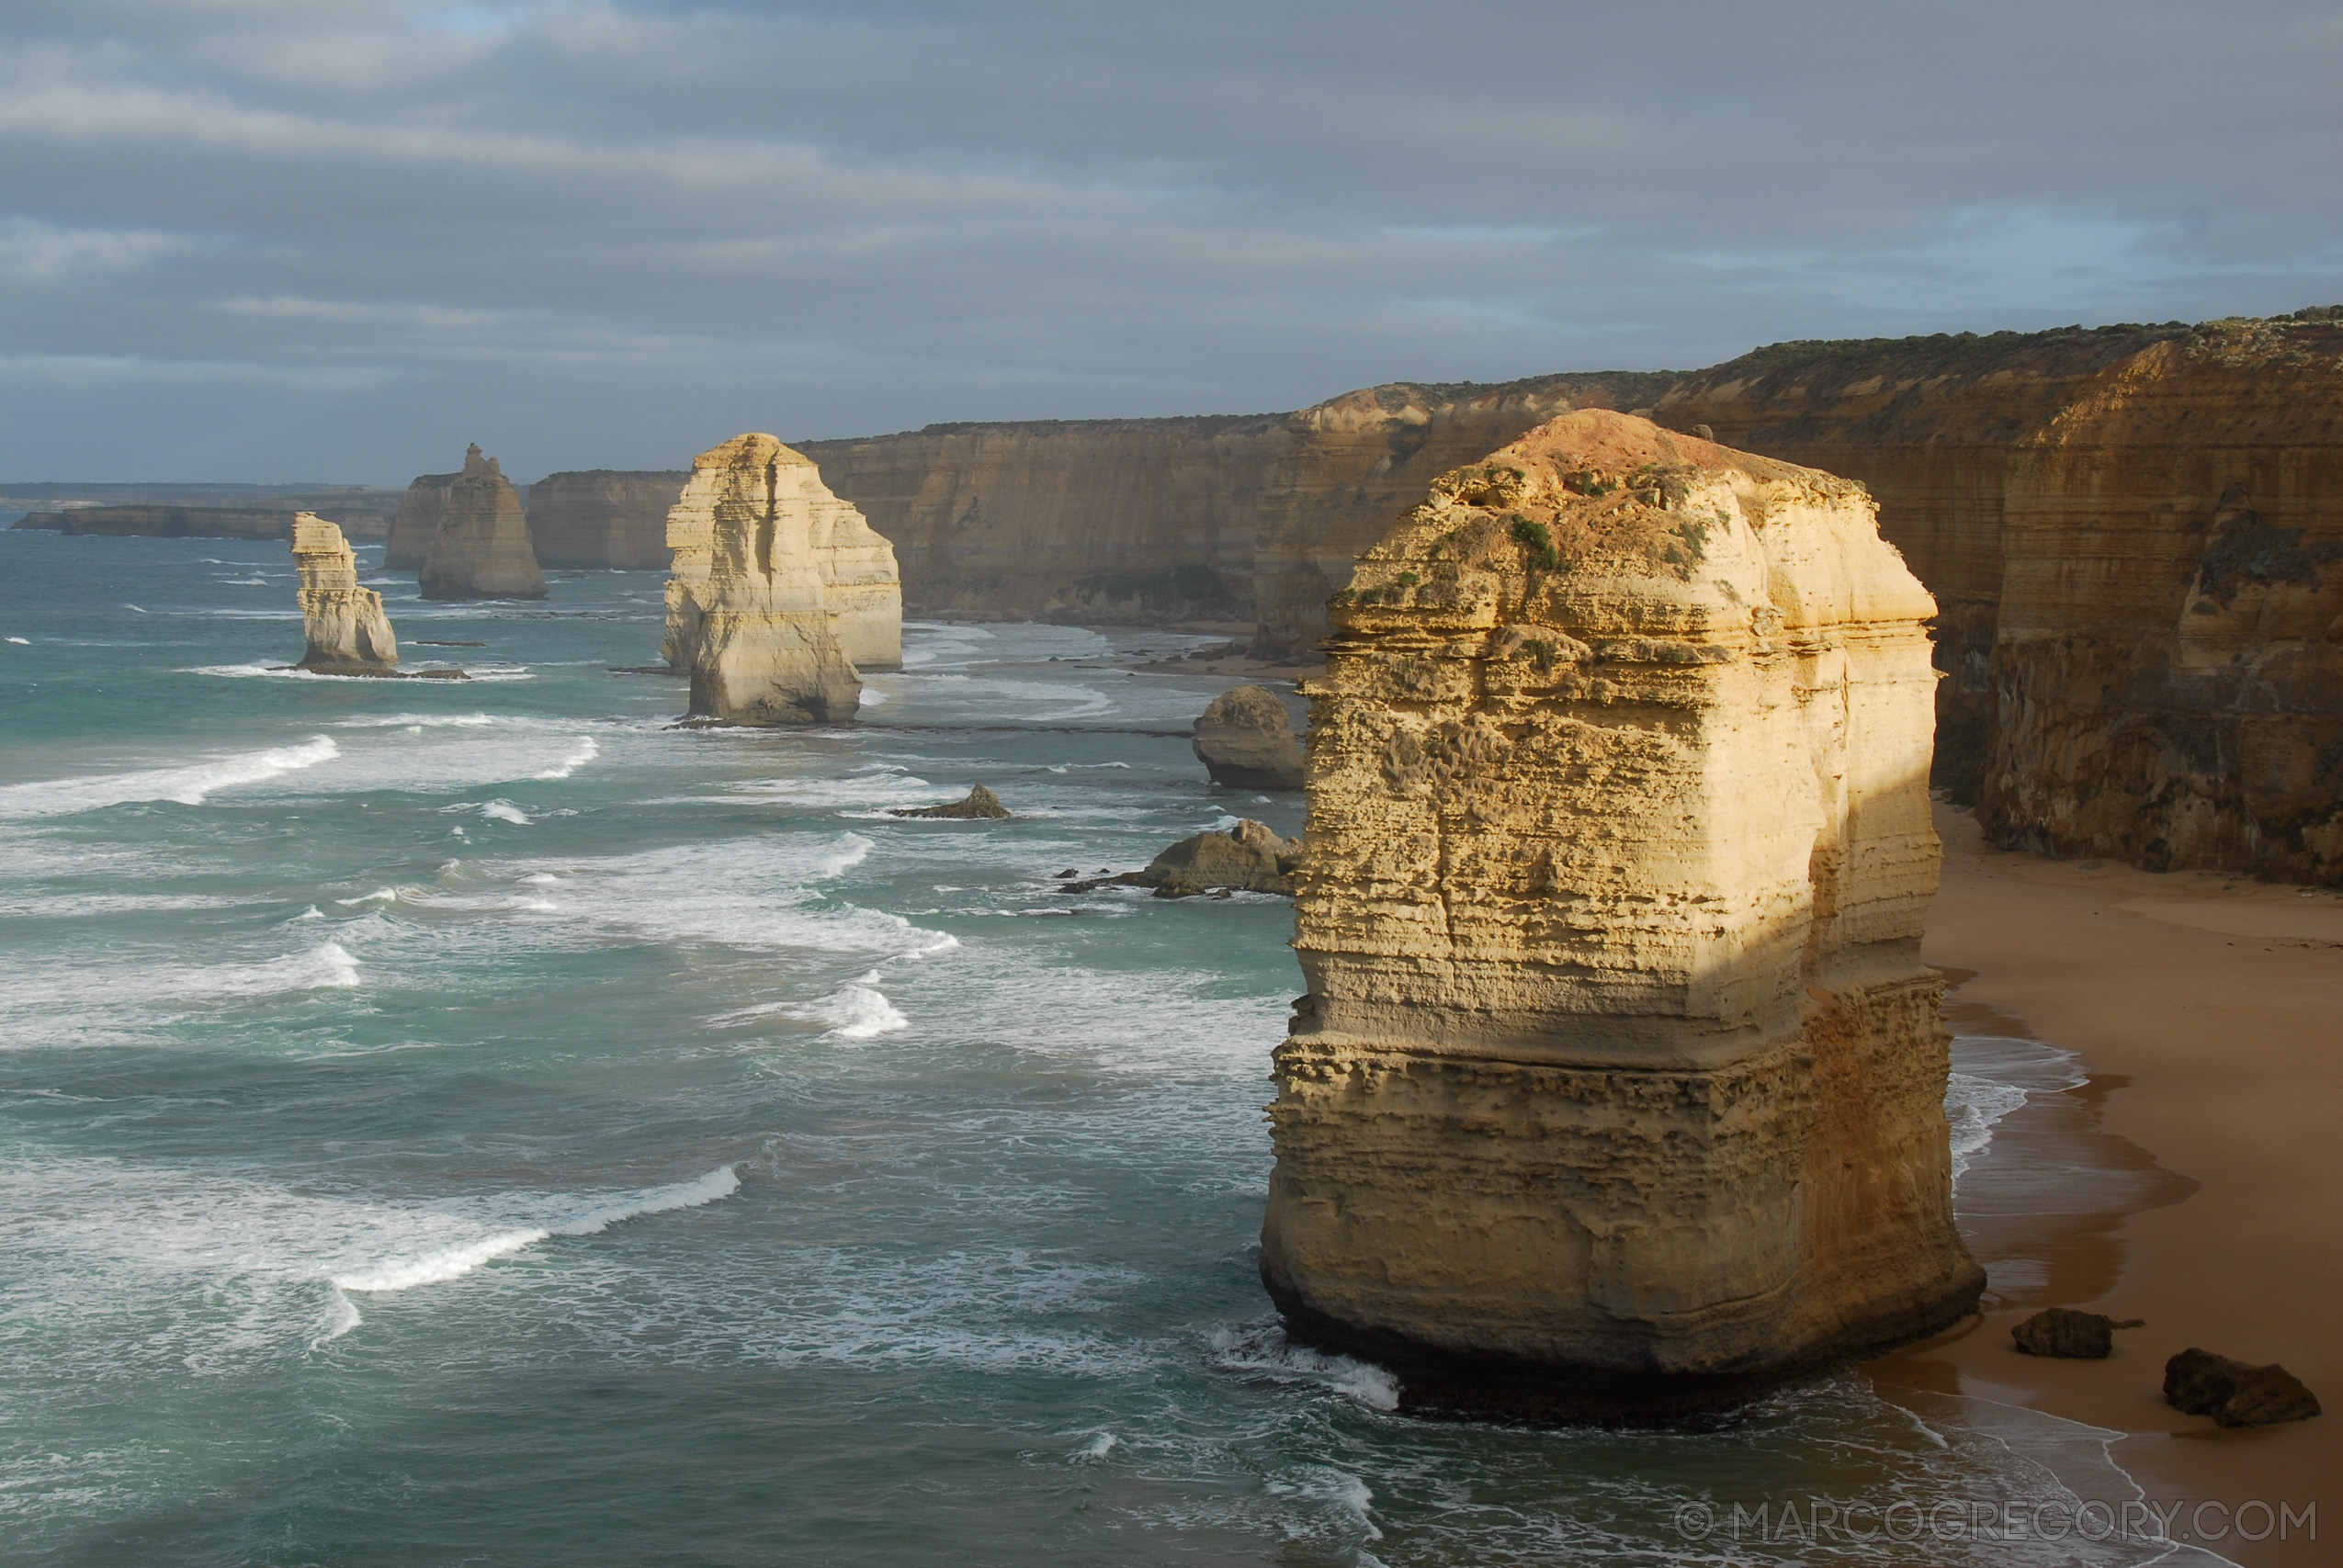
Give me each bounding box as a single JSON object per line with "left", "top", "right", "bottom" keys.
{"left": 0, "top": 532, "right": 2209, "bottom": 1565}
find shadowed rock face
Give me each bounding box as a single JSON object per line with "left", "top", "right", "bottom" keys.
{"left": 385, "top": 471, "right": 458, "bottom": 570}
{"left": 291, "top": 513, "right": 397, "bottom": 671}
{"left": 1262, "top": 410, "right": 1981, "bottom": 1418}
{"left": 525, "top": 470, "right": 689, "bottom": 570}
{"left": 419, "top": 446, "right": 547, "bottom": 601}
{"left": 1193, "top": 684, "right": 1303, "bottom": 790}
{"left": 662, "top": 434, "right": 899, "bottom": 725}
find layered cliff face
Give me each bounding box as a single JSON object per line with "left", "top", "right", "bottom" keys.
{"left": 386, "top": 471, "right": 457, "bottom": 570}
{"left": 1658, "top": 312, "right": 2343, "bottom": 884}
{"left": 13, "top": 503, "right": 390, "bottom": 540}
{"left": 290, "top": 513, "right": 398, "bottom": 671}
{"left": 798, "top": 372, "right": 1674, "bottom": 656}
{"left": 418, "top": 446, "right": 548, "bottom": 601}
{"left": 1982, "top": 321, "right": 2343, "bottom": 881}
{"left": 1262, "top": 411, "right": 1979, "bottom": 1416}
{"left": 526, "top": 469, "right": 689, "bottom": 570}
{"left": 662, "top": 434, "right": 883, "bottom": 724}
{"left": 810, "top": 502, "right": 905, "bottom": 672}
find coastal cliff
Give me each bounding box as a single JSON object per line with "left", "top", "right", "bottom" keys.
{"left": 418, "top": 446, "right": 548, "bottom": 601}
{"left": 1658, "top": 311, "right": 2343, "bottom": 883}
{"left": 798, "top": 372, "right": 1673, "bottom": 655}
{"left": 1261, "top": 411, "right": 1980, "bottom": 1416}
{"left": 526, "top": 469, "right": 688, "bottom": 570}
{"left": 385, "top": 470, "right": 458, "bottom": 570}
{"left": 662, "top": 434, "right": 886, "bottom": 724}
{"left": 291, "top": 513, "right": 398, "bottom": 671}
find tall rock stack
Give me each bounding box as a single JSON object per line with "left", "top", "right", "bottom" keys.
{"left": 662, "top": 434, "right": 898, "bottom": 724}
{"left": 1261, "top": 410, "right": 1981, "bottom": 1417}
{"left": 385, "top": 468, "right": 459, "bottom": 570}
{"left": 807, "top": 490, "right": 905, "bottom": 672}
{"left": 290, "top": 513, "right": 399, "bottom": 672}
{"left": 418, "top": 445, "right": 547, "bottom": 601}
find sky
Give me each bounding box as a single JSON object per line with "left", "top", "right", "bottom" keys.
{"left": 4, "top": 0, "right": 2340, "bottom": 484}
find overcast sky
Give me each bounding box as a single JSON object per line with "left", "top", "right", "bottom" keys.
{"left": 4, "top": 1, "right": 2340, "bottom": 483}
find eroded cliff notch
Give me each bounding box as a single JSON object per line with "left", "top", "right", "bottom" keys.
{"left": 419, "top": 445, "right": 547, "bottom": 601}
{"left": 291, "top": 513, "right": 399, "bottom": 672}
{"left": 1262, "top": 409, "right": 1982, "bottom": 1418}
{"left": 661, "top": 434, "right": 902, "bottom": 724}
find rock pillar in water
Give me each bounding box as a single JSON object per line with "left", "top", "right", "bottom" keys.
{"left": 1261, "top": 409, "right": 1982, "bottom": 1418}
{"left": 291, "top": 513, "right": 399, "bottom": 671}
{"left": 419, "top": 445, "right": 547, "bottom": 601}
{"left": 662, "top": 434, "right": 893, "bottom": 724}
{"left": 1194, "top": 684, "right": 1305, "bottom": 789}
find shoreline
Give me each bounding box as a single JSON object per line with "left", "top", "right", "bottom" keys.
{"left": 1865, "top": 803, "right": 2341, "bottom": 1567}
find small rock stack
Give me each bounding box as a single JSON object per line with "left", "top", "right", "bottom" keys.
{"left": 290, "top": 513, "right": 399, "bottom": 673}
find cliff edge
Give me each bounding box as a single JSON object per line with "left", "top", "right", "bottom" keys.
{"left": 1262, "top": 410, "right": 1981, "bottom": 1417}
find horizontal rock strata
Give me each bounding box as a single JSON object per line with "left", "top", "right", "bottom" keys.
{"left": 418, "top": 446, "right": 547, "bottom": 601}
{"left": 12, "top": 503, "right": 390, "bottom": 540}
{"left": 525, "top": 469, "right": 689, "bottom": 570}
{"left": 798, "top": 372, "right": 1675, "bottom": 657}
{"left": 662, "top": 434, "right": 895, "bottom": 725}
{"left": 291, "top": 513, "right": 398, "bottom": 672}
{"left": 1262, "top": 410, "right": 1982, "bottom": 1418}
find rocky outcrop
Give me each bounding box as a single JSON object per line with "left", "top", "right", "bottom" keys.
{"left": 385, "top": 470, "right": 458, "bottom": 570}
{"left": 889, "top": 784, "right": 1010, "bottom": 818}
{"left": 1065, "top": 818, "right": 1300, "bottom": 897}
{"left": 661, "top": 434, "right": 878, "bottom": 725}
{"left": 2011, "top": 1307, "right": 2143, "bottom": 1358}
{"left": 798, "top": 372, "right": 1674, "bottom": 657}
{"left": 1194, "top": 685, "right": 1304, "bottom": 790}
{"left": 525, "top": 469, "right": 689, "bottom": 570}
{"left": 2165, "top": 1348, "right": 2322, "bottom": 1427}
{"left": 1657, "top": 313, "right": 2343, "bottom": 885}
{"left": 1261, "top": 410, "right": 1981, "bottom": 1417}
{"left": 418, "top": 446, "right": 547, "bottom": 601}
{"left": 290, "top": 513, "right": 398, "bottom": 672}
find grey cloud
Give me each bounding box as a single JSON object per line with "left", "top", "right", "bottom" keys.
{"left": 2, "top": 0, "right": 2339, "bottom": 481}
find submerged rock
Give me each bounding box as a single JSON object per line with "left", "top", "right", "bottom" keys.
{"left": 890, "top": 784, "right": 1010, "bottom": 819}
{"left": 662, "top": 434, "right": 900, "bottom": 725}
{"left": 291, "top": 513, "right": 399, "bottom": 673}
{"left": 1066, "top": 818, "right": 1300, "bottom": 897}
{"left": 2011, "top": 1308, "right": 2144, "bottom": 1359}
{"left": 2165, "top": 1348, "right": 2322, "bottom": 1427}
{"left": 1261, "top": 410, "right": 1983, "bottom": 1419}
{"left": 419, "top": 445, "right": 547, "bottom": 601}
{"left": 1194, "top": 685, "right": 1304, "bottom": 790}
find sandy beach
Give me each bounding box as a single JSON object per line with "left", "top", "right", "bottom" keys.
{"left": 1868, "top": 803, "right": 2342, "bottom": 1566}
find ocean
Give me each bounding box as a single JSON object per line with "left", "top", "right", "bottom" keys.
{"left": 0, "top": 529, "right": 2221, "bottom": 1566}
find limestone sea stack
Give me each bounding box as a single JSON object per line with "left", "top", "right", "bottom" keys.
{"left": 662, "top": 434, "right": 900, "bottom": 724}
{"left": 385, "top": 468, "right": 458, "bottom": 570}
{"left": 1194, "top": 685, "right": 1304, "bottom": 790}
{"left": 1261, "top": 410, "right": 1983, "bottom": 1418}
{"left": 290, "top": 513, "right": 398, "bottom": 672}
{"left": 418, "top": 445, "right": 548, "bottom": 601}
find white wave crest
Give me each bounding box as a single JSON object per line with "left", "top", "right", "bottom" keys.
{"left": 193, "top": 942, "right": 362, "bottom": 997}
{"left": 480, "top": 800, "right": 531, "bottom": 825}
{"left": 0, "top": 736, "right": 337, "bottom": 818}
{"left": 1206, "top": 1322, "right": 1400, "bottom": 1411}
{"left": 534, "top": 738, "right": 599, "bottom": 779}
{"left": 806, "top": 984, "right": 909, "bottom": 1040}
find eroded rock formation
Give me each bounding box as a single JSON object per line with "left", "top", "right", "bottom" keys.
{"left": 526, "top": 469, "right": 689, "bottom": 570}
{"left": 1657, "top": 312, "right": 2343, "bottom": 885}
{"left": 386, "top": 469, "right": 458, "bottom": 570}
{"left": 662, "top": 434, "right": 894, "bottom": 725}
{"left": 798, "top": 372, "right": 1673, "bottom": 656}
{"left": 418, "top": 446, "right": 547, "bottom": 601}
{"left": 1262, "top": 410, "right": 1981, "bottom": 1416}
{"left": 1066, "top": 818, "right": 1301, "bottom": 897}
{"left": 1194, "top": 685, "right": 1304, "bottom": 790}
{"left": 291, "top": 513, "right": 398, "bottom": 672}
{"left": 889, "top": 784, "right": 1009, "bottom": 818}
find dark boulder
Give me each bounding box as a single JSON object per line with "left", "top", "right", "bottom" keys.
{"left": 2164, "top": 1348, "right": 2322, "bottom": 1427}
{"left": 1064, "top": 818, "right": 1301, "bottom": 897}
{"left": 1193, "top": 685, "right": 1303, "bottom": 791}
{"left": 2011, "top": 1308, "right": 2144, "bottom": 1359}
{"left": 890, "top": 784, "right": 1011, "bottom": 819}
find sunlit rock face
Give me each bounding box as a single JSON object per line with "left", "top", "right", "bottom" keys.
{"left": 1261, "top": 409, "right": 1981, "bottom": 1418}
{"left": 418, "top": 445, "right": 547, "bottom": 601}
{"left": 661, "top": 434, "right": 901, "bottom": 724}
{"left": 291, "top": 513, "right": 398, "bottom": 672}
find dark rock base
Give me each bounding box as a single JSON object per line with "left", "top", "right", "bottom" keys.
{"left": 1263, "top": 1270, "right": 1986, "bottom": 1426}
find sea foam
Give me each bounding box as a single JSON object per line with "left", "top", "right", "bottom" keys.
{"left": 0, "top": 736, "right": 338, "bottom": 818}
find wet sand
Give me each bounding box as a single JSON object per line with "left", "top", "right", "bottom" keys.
{"left": 1868, "top": 804, "right": 2342, "bottom": 1566}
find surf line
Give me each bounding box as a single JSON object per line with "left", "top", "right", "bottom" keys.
{"left": 312, "top": 1164, "right": 741, "bottom": 1348}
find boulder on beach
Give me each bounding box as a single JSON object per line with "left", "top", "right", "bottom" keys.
{"left": 2164, "top": 1348, "right": 2322, "bottom": 1427}
{"left": 1193, "top": 685, "right": 1303, "bottom": 791}
{"left": 2010, "top": 1308, "right": 2143, "bottom": 1359}
{"left": 890, "top": 784, "right": 1010, "bottom": 819}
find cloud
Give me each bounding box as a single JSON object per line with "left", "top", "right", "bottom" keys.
{"left": 1, "top": 0, "right": 2340, "bottom": 481}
